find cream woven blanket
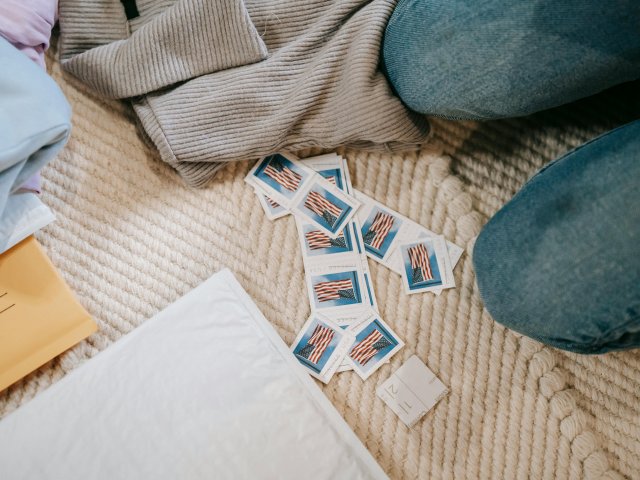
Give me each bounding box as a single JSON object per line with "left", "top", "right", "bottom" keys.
{"left": 1, "top": 43, "right": 638, "bottom": 479}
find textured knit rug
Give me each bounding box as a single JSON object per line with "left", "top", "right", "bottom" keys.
{"left": 1, "top": 40, "right": 639, "bottom": 479}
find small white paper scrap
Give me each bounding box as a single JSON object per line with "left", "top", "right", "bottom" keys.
{"left": 376, "top": 355, "right": 447, "bottom": 428}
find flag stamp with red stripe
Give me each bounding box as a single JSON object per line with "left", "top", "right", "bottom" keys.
{"left": 346, "top": 312, "right": 404, "bottom": 380}
{"left": 291, "top": 314, "right": 355, "bottom": 384}
{"left": 361, "top": 207, "right": 403, "bottom": 260}
{"left": 245, "top": 153, "right": 315, "bottom": 210}
{"left": 398, "top": 237, "right": 450, "bottom": 294}
{"left": 293, "top": 179, "right": 360, "bottom": 238}
{"left": 306, "top": 268, "right": 367, "bottom": 314}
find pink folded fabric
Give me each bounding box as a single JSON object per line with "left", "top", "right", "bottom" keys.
{"left": 0, "top": 0, "right": 58, "bottom": 193}
{"left": 16, "top": 172, "right": 42, "bottom": 194}
{"left": 0, "top": 0, "right": 57, "bottom": 69}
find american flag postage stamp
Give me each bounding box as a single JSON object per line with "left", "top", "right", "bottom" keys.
{"left": 384, "top": 231, "right": 460, "bottom": 296}
{"left": 255, "top": 188, "right": 289, "bottom": 221}
{"left": 295, "top": 216, "right": 368, "bottom": 265}
{"left": 293, "top": 178, "right": 360, "bottom": 238}
{"left": 417, "top": 232, "right": 456, "bottom": 290}
{"left": 306, "top": 268, "right": 367, "bottom": 313}
{"left": 386, "top": 230, "right": 462, "bottom": 287}
{"left": 291, "top": 314, "right": 354, "bottom": 383}
{"left": 346, "top": 312, "right": 404, "bottom": 380}
{"left": 296, "top": 219, "right": 357, "bottom": 259}
{"left": 360, "top": 205, "right": 404, "bottom": 260}
{"left": 398, "top": 237, "right": 448, "bottom": 294}
{"left": 354, "top": 191, "right": 411, "bottom": 264}
{"left": 245, "top": 153, "right": 315, "bottom": 209}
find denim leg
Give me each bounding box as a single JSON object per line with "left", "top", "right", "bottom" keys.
{"left": 382, "top": 0, "right": 640, "bottom": 119}
{"left": 473, "top": 120, "right": 640, "bottom": 354}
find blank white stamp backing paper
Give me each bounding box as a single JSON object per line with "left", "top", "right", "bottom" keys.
{"left": 376, "top": 355, "right": 448, "bottom": 428}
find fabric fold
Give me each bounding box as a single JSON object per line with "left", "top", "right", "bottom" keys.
{"left": 59, "top": 0, "right": 268, "bottom": 98}
{"left": 0, "top": 0, "right": 57, "bottom": 70}
{"left": 0, "top": 37, "right": 71, "bottom": 252}
{"left": 59, "top": 0, "right": 431, "bottom": 187}
{"left": 0, "top": 0, "right": 60, "bottom": 194}
{"left": 1, "top": 193, "right": 55, "bottom": 253}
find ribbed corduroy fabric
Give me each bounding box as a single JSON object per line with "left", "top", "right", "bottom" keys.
{"left": 58, "top": 0, "right": 430, "bottom": 187}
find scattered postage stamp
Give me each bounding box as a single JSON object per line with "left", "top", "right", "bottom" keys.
{"left": 297, "top": 220, "right": 356, "bottom": 259}
{"left": 346, "top": 312, "right": 404, "bottom": 380}
{"left": 399, "top": 237, "right": 448, "bottom": 294}
{"left": 293, "top": 179, "right": 360, "bottom": 238}
{"left": 306, "top": 268, "right": 366, "bottom": 313}
{"left": 245, "top": 153, "right": 315, "bottom": 208}
{"left": 360, "top": 205, "right": 403, "bottom": 260}
{"left": 291, "top": 314, "right": 354, "bottom": 383}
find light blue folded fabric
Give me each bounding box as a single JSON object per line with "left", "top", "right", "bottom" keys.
{"left": 0, "top": 36, "right": 71, "bottom": 251}
{"left": 2, "top": 192, "right": 55, "bottom": 252}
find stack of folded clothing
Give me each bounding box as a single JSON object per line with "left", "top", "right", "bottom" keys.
{"left": 0, "top": 0, "right": 70, "bottom": 253}
{"left": 0, "top": 2, "right": 95, "bottom": 393}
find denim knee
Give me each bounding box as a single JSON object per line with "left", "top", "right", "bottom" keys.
{"left": 473, "top": 121, "right": 640, "bottom": 354}
{"left": 382, "top": 0, "right": 640, "bottom": 119}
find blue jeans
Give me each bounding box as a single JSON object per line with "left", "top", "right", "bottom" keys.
{"left": 382, "top": 0, "right": 640, "bottom": 120}
{"left": 474, "top": 122, "right": 640, "bottom": 354}
{"left": 382, "top": 1, "right": 640, "bottom": 353}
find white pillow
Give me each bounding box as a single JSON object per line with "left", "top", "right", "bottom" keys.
{"left": 0, "top": 269, "right": 387, "bottom": 480}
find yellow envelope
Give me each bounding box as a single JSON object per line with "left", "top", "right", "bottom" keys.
{"left": 0, "top": 236, "right": 97, "bottom": 391}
